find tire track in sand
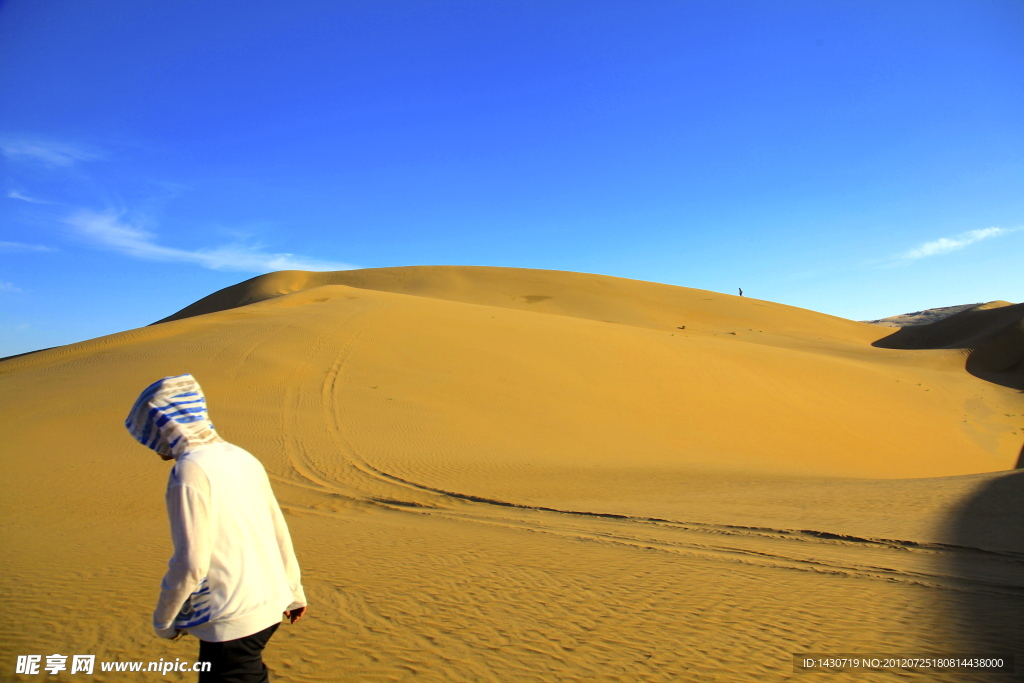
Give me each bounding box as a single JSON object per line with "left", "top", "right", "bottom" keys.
{"left": 310, "top": 332, "right": 1021, "bottom": 599}
{"left": 277, "top": 300, "right": 454, "bottom": 510}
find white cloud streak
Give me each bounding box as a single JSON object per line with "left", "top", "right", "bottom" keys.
{"left": 1, "top": 138, "right": 102, "bottom": 167}
{"left": 900, "top": 227, "right": 1017, "bottom": 261}
{"left": 64, "top": 209, "right": 355, "bottom": 273}
{"left": 0, "top": 241, "right": 54, "bottom": 252}
{"left": 0, "top": 281, "right": 21, "bottom": 292}
{"left": 7, "top": 189, "right": 53, "bottom": 204}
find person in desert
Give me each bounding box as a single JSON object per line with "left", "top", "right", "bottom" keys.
{"left": 126, "top": 373, "right": 307, "bottom": 682}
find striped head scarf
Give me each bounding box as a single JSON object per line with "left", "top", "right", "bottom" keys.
{"left": 125, "top": 374, "right": 224, "bottom": 458}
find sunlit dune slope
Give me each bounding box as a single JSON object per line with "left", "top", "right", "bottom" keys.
{"left": 155, "top": 266, "right": 882, "bottom": 344}
{"left": 143, "top": 265, "right": 1017, "bottom": 480}
{"left": 7, "top": 266, "right": 1020, "bottom": 485}
{"left": 3, "top": 266, "right": 1024, "bottom": 682}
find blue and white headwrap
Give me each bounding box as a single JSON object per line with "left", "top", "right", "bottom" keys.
{"left": 125, "top": 374, "right": 223, "bottom": 458}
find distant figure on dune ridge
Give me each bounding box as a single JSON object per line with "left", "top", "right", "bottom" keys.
{"left": 738, "top": 288, "right": 743, "bottom": 297}
{"left": 126, "top": 374, "right": 307, "bottom": 683}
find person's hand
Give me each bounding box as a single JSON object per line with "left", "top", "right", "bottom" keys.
{"left": 156, "top": 627, "right": 183, "bottom": 640}
{"left": 285, "top": 606, "right": 307, "bottom": 624}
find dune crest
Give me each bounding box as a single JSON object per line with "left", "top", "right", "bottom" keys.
{"left": 862, "top": 303, "right": 982, "bottom": 327}
{"left": 154, "top": 266, "right": 884, "bottom": 343}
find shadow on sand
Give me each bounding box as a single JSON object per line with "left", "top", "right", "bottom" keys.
{"left": 942, "top": 467, "right": 1024, "bottom": 680}
{"left": 872, "top": 302, "right": 1024, "bottom": 391}
{"left": 877, "top": 304, "right": 1024, "bottom": 675}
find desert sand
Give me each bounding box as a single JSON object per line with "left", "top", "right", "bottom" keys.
{"left": 2, "top": 266, "right": 1022, "bottom": 682}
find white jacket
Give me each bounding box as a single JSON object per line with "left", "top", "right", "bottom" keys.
{"left": 126, "top": 374, "right": 306, "bottom": 642}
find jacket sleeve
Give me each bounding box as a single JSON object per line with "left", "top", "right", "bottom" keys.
{"left": 267, "top": 484, "right": 306, "bottom": 610}
{"left": 154, "top": 483, "right": 211, "bottom": 638}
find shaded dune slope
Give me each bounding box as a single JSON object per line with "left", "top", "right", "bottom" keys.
{"left": 874, "top": 301, "right": 1024, "bottom": 390}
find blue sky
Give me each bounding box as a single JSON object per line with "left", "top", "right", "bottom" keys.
{"left": 1, "top": 0, "right": 1021, "bottom": 357}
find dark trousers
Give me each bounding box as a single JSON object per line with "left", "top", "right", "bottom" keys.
{"left": 198, "top": 622, "right": 280, "bottom": 683}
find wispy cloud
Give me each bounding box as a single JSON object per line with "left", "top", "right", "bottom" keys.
{"left": 0, "top": 241, "right": 55, "bottom": 252}
{"left": 64, "top": 209, "right": 355, "bottom": 273}
{"left": 899, "top": 227, "right": 1018, "bottom": 261}
{"left": 0, "top": 281, "right": 21, "bottom": 292}
{"left": 6, "top": 189, "right": 53, "bottom": 204}
{"left": 0, "top": 138, "right": 102, "bottom": 167}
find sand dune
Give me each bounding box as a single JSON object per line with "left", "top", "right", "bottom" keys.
{"left": 862, "top": 303, "right": 981, "bottom": 328}
{"left": 2, "top": 266, "right": 1022, "bottom": 681}
{"left": 874, "top": 301, "right": 1024, "bottom": 391}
